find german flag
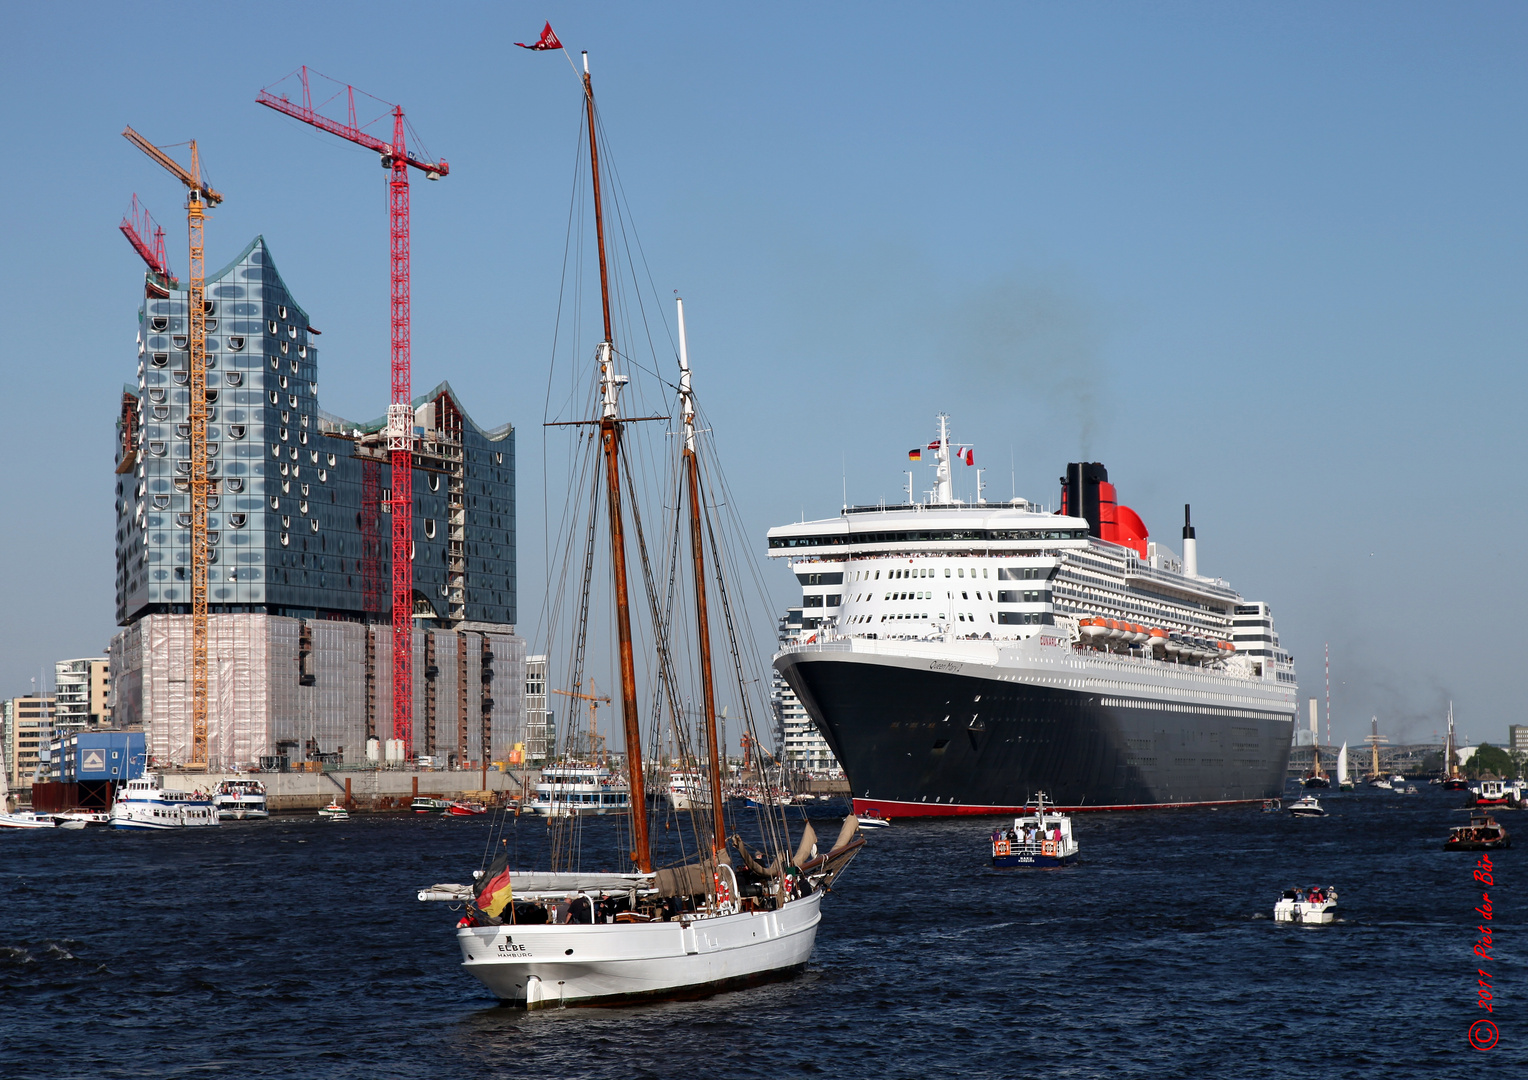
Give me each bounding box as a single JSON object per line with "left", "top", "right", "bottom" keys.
{"left": 907, "top": 448, "right": 921, "bottom": 461}
{"left": 473, "top": 853, "right": 514, "bottom": 919}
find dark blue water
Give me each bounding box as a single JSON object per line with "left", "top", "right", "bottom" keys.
{"left": 2, "top": 785, "right": 1521, "bottom": 1079}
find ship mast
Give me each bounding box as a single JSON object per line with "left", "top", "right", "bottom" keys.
{"left": 677, "top": 298, "right": 727, "bottom": 855}
{"left": 584, "top": 52, "right": 650, "bottom": 872}
{"left": 1445, "top": 701, "right": 1457, "bottom": 779}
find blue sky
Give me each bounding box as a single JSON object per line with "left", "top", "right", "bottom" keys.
{"left": 2, "top": 3, "right": 1525, "bottom": 748}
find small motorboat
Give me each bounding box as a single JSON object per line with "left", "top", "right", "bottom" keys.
{"left": 1274, "top": 885, "right": 1339, "bottom": 924}
{"left": 1445, "top": 814, "right": 1511, "bottom": 851}
{"left": 991, "top": 792, "right": 1078, "bottom": 867}
{"left": 446, "top": 801, "right": 487, "bottom": 817}
{"left": 55, "top": 818, "right": 88, "bottom": 830}
{"left": 1390, "top": 774, "right": 1406, "bottom": 786}
{"left": 1397, "top": 784, "right": 1419, "bottom": 795}
{"left": 318, "top": 801, "right": 350, "bottom": 820}
{"left": 411, "top": 797, "right": 450, "bottom": 814}
{"left": 1288, "top": 795, "right": 1327, "bottom": 818}
{"left": 0, "top": 811, "right": 57, "bottom": 830}
{"left": 1261, "top": 798, "right": 1283, "bottom": 812}
{"left": 54, "top": 810, "right": 112, "bottom": 828}
{"left": 855, "top": 809, "right": 891, "bottom": 829}
{"left": 1368, "top": 777, "right": 1392, "bottom": 791}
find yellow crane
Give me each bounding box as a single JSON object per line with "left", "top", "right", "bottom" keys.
{"left": 553, "top": 680, "right": 611, "bottom": 764}
{"left": 123, "top": 126, "right": 223, "bottom": 769}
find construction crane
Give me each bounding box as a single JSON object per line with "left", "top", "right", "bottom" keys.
{"left": 553, "top": 680, "right": 611, "bottom": 764}
{"left": 119, "top": 194, "right": 177, "bottom": 288}
{"left": 123, "top": 126, "right": 223, "bottom": 769}
{"left": 257, "top": 67, "right": 449, "bottom": 755}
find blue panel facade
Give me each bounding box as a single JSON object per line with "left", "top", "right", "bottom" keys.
{"left": 114, "top": 237, "right": 515, "bottom": 629}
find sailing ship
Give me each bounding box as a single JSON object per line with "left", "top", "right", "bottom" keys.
{"left": 1438, "top": 702, "right": 1469, "bottom": 789}
{"left": 1301, "top": 741, "right": 1331, "bottom": 789}
{"left": 1336, "top": 742, "right": 1353, "bottom": 791}
{"left": 418, "top": 48, "right": 862, "bottom": 1007}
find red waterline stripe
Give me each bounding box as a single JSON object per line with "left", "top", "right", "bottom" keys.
{"left": 852, "top": 796, "right": 1267, "bottom": 817}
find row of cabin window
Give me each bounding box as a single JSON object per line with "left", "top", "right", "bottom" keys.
{"left": 848, "top": 566, "right": 990, "bottom": 581}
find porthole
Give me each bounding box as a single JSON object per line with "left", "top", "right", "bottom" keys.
{"left": 225, "top": 372, "right": 242, "bottom": 387}
{"left": 150, "top": 352, "right": 169, "bottom": 367}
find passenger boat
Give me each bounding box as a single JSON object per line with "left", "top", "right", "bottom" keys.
{"left": 1445, "top": 814, "right": 1511, "bottom": 851}
{"left": 0, "top": 810, "right": 57, "bottom": 830}
{"left": 1274, "top": 885, "right": 1338, "bottom": 924}
{"left": 664, "top": 771, "right": 709, "bottom": 811}
{"left": 214, "top": 779, "right": 269, "bottom": 820}
{"left": 318, "top": 801, "right": 349, "bottom": 820}
{"left": 991, "top": 792, "right": 1078, "bottom": 867}
{"left": 411, "top": 797, "right": 450, "bottom": 814}
{"left": 1287, "top": 795, "right": 1327, "bottom": 818}
{"left": 110, "top": 774, "right": 220, "bottom": 830}
{"left": 523, "top": 765, "right": 631, "bottom": 817}
{"left": 420, "top": 48, "right": 863, "bottom": 1007}
{"left": 770, "top": 421, "right": 1298, "bottom": 818}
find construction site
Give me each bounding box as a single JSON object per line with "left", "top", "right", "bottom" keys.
{"left": 109, "top": 69, "right": 525, "bottom": 779}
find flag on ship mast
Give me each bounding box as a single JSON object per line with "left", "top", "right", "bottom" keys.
{"left": 907, "top": 448, "right": 921, "bottom": 461}
{"left": 963, "top": 449, "right": 975, "bottom": 466}
{"left": 473, "top": 853, "right": 515, "bottom": 919}
{"left": 516, "top": 22, "right": 563, "bottom": 50}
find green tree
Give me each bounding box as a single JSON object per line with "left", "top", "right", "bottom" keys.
{"left": 1465, "top": 743, "right": 1515, "bottom": 779}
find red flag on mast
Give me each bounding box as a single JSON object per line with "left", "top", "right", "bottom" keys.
{"left": 964, "top": 449, "right": 975, "bottom": 466}
{"left": 516, "top": 22, "right": 563, "bottom": 50}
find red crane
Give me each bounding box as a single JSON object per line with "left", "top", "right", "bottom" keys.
{"left": 119, "top": 193, "right": 177, "bottom": 287}
{"left": 257, "top": 67, "right": 449, "bottom": 755}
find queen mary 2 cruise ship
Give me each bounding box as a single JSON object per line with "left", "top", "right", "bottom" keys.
{"left": 769, "top": 417, "right": 1297, "bottom": 817}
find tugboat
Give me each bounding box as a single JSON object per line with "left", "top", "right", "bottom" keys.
{"left": 991, "top": 792, "right": 1079, "bottom": 867}
{"left": 1288, "top": 794, "right": 1328, "bottom": 818}
{"left": 1474, "top": 776, "right": 1521, "bottom": 808}
{"left": 1274, "top": 885, "right": 1339, "bottom": 924}
{"left": 1445, "top": 814, "right": 1511, "bottom": 851}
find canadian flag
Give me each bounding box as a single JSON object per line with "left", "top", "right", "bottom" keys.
{"left": 516, "top": 22, "right": 563, "bottom": 50}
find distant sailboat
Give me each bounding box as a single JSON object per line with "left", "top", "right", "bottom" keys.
{"left": 1337, "top": 742, "right": 1352, "bottom": 791}
{"left": 1440, "top": 702, "right": 1468, "bottom": 790}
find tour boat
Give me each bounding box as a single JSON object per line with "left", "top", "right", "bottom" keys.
{"left": 664, "top": 772, "right": 710, "bottom": 811}
{"left": 421, "top": 49, "right": 863, "bottom": 1007}
{"left": 110, "top": 774, "right": 220, "bottom": 830}
{"left": 1445, "top": 814, "right": 1511, "bottom": 851}
{"left": 215, "top": 779, "right": 269, "bottom": 820}
{"left": 1287, "top": 795, "right": 1327, "bottom": 818}
{"left": 318, "top": 801, "right": 349, "bottom": 820}
{"left": 1274, "top": 885, "right": 1338, "bottom": 924}
{"left": 991, "top": 792, "right": 1078, "bottom": 867}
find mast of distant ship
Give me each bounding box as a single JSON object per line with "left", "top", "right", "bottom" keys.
{"left": 1445, "top": 701, "right": 1457, "bottom": 779}
{"left": 584, "top": 51, "right": 650, "bottom": 872}
{"left": 677, "top": 298, "right": 727, "bottom": 855}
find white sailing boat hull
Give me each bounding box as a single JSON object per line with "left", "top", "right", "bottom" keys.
{"left": 456, "top": 891, "right": 823, "bottom": 1007}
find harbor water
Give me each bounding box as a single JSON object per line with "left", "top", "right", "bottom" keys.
{"left": 2, "top": 786, "right": 1519, "bottom": 1078}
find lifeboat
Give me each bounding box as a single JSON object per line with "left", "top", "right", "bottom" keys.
{"left": 1148, "top": 627, "right": 1169, "bottom": 656}
{"left": 1163, "top": 631, "right": 1183, "bottom": 660}
{"left": 1131, "top": 624, "right": 1150, "bottom": 648}
{"left": 1079, "top": 617, "right": 1108, "bottom": 646}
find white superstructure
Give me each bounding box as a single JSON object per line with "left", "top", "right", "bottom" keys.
{"left": 110, "top": 773, "right": 220, "bottom": 830}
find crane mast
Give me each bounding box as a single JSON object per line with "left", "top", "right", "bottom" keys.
{"left": 123, "top": 127, "right": 223, "bottom": 768}
{"left": 257, "top": 68, "right": 449, "bottom": 755}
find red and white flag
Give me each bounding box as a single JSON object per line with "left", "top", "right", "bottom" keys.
{"left": 964, "top": 448, "right": 975, "bottom": 466}
{"left": 516, "top": 22, "right": 563, "bottom": 50}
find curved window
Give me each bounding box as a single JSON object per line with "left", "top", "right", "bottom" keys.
{"left": 205, "top": 319, "right": 218, "bottom": 332}
{"left": 288, "top": 395, "right": 298, "bottom": 408}
{"left": 206, "top": 443, "right": 219, "bottom": 457}
{"left": 298, "top": 432, "right": 307, "bottom": 445}
{"left": 288, "top": 325, "right": 298, "bottom": 339}
{"left": 229, "top": 514, "right": 246, "bottom": 527}
{"left": 172, "top": 371, "right": 189, "bottom": 386}
{"left": 175, "top": 513, "right": 191, "bottom": 528}
{"left": 310, "top": 518, "right": 319, "bottom": 532}
{"left": 429, "top": 474, "right": 440, "bottom": 491}
{"left": 281, "top": 515, "right": 290, "bottom": 529}
{"left": 279, "top": 462, "right": 289, "bottom": 476}
{"left": 327, "top": 453, "right": 336, "bottom": 467}
{"left": 150, "top": 352, "right": 168, "bottom": 367}
{"left": 271, "top": 444, "right": 281, "bottom": 458}
{"left": 277, "top": 305, "right": 287, "bottom": 319}
{"left": 148, "top": 388, "right": 167, "bottom": 403}
{"left": 424, "top": 519, "right": 436, "bottom": 539}
{"left": 153, "top": 405, "right": 169, "bottom": 420}
{"left": 176, "top": 424, "right": 189, "bottom": 439}
{"left": 289, "top": 446, "right": 298, "bottom": 459}
{"left": 226, "top": 478, "right": 244, "bottom": 493}
{"left": 310, "top": 451, "right": 319, "bottom": 464}
{"left": 495, "top": 452, "right": 503, "bottom": 465}
{"left": 269, "top": 391, "right": 280, "bottom": 405}
{"left": 268, "top": 320, "right": 277, "bottom": 334}
{"left": 279, "top": 427, "right": 288, "bottom": 441}
{"left": 152, "top": 495, "right": 169, "bottom": 509}
{"left": 279, "top": 376, "right": 288, "bottom": 389}
{"left": 298, "top": 345, "right": 307, "bottom": 359}
{"left": 227, "top": 336, "right": 244, "bottom": 351}
{"left": 225, "top": 372, "right": 242, "bottom": 387}
{"left": 299, "top": 500, "right": 309, "bottom": 515}
{"left": 228, "top": 425, "right": 245, "bottom": 439}
{"left": 206, "top": 496, "right": 219, "bottom": 511}
{"left": 280, "top": 531, "right": 289, "bottom": 546}
{"left": 204, "top": 389, "right": 218, "bottom": 404}
{"left": 318, "top": 469, "right": 327, "bottom": 482}
{"left": 151, "top": 316, "right": 168, "bottom": 331}
{"left": 280, "top": 340, "right": 289, "bottom": 355}
{"left": 270, "top": 356, "right": 280, "bottom": 369}
{"left": 148, "top": 441, "right": 167, "bottom": 456}
{"left": 172, "top": 335, "right": 188, "bottom": 349}
{"left": 290, "top": 359, "right": 299, "bottom": 374}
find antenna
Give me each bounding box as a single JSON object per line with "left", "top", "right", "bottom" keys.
{"left": 1324, "top": 643, "right": 1330, "bottom": 747}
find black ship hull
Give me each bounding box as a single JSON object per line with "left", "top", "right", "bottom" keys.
{"left": 777, "top": 651, "right": 1293, "bottom": 817}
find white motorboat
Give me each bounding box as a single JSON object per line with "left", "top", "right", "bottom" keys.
{"left": 215, "top": 779, "right": 269, "bottom": 820}
{"left": 53, "top": 810, "right": 112, "bottom": 828}
{"left": 1274, "top": 885, "right": 1338, "bottom": 924}
{"left": 1288, "top": 795, "right": 1327, "bottom": 817}
{"left": 318, "top": 801, "right": 349, "bottom": 820}
{"left": 0, "top": 810, "right": 56, "bottom": 830}
{"left": 664, "top": 771, "right": 710, "bottom": 812}
{"left": 991, "top": 792, "right": 1078, "bottom": 867}
{"left": 523, "top": 764, "right": 631, "bottom": 818}
{"left": 110, "top": 774, "right": 220, "bottom": 830}
{"left": 855, "top": 810, "right": 891, "bottom": 829}
{"left": 1367, "top": 777, "right": 1392, "bottom": 791}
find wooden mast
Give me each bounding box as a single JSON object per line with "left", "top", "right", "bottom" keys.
{"left": 584, "top": 52, "right": 650, "bottom": 872}
{"left": 676, "top": 298, "right": 727, "bottom": 855}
